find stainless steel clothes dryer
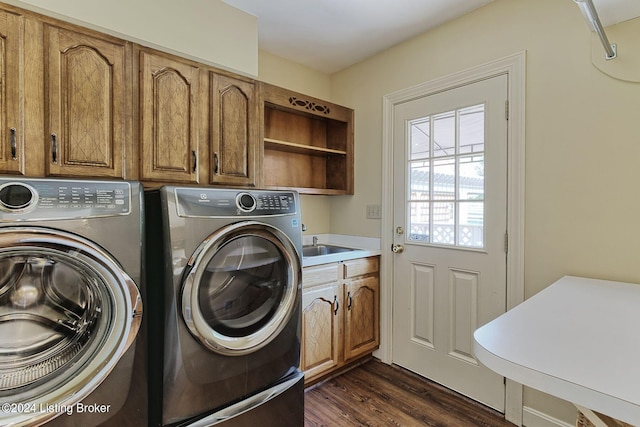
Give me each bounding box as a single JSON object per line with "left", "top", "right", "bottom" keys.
{"left": 146, "top": 187, "right": 304, "bottom": 427}
{"left": 0, "top": 177, "right": 146, "bottom": 427}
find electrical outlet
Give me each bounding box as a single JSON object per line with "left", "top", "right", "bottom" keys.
{"left": 366, "top": 204, "right": 381, "bottom": 219}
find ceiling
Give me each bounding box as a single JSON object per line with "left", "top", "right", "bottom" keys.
{"left": 222, "top": 0, "right": 640, "bottom": 74}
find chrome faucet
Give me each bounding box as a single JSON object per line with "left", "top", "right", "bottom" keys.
{"left": 312, "top": 236, "right": 318, "bottom": 246}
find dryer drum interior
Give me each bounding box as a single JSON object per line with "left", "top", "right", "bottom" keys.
{"left": 0, "top": 230, "right": 141, "bottom": 426}
{"left": 182, "top": 223, "right": 300, "bottom": 356}
{"left": 197, "top": 235, "right": 286, "bottom": 336}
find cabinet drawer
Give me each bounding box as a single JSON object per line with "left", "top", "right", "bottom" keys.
{"left": 303, "top": 263, "right": 340, "bottom": 288}
{"left": 343, "top": 257, "right": 379, "bottom": 279}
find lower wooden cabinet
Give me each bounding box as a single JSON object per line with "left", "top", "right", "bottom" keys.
{"left": 343, "top": 275, "right": 379, "bottom": 361}
{"left": 301, "top": 282, "right": 341, "bottom": 381}
{"left": 301, "top": 256, "right": 379, "bottom": 384}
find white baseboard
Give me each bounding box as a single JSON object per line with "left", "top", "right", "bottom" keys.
{"left": 522, "top": 406, "right": 575, "bottom": 427}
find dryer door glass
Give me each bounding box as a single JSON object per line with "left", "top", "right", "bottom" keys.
{"left": 0, "top": 229, "right": 141, "bottom": 427}
{"left": 198, "top": 235, "right": 286, "bottom": 337}
{"left": 183, "top": 222, "right": 300, "bottom": 355}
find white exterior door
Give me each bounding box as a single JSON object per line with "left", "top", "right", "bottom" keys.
{"left": 391, "top": 74, "right": 508, "bottom": 411}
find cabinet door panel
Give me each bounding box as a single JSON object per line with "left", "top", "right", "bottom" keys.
{"left": 210, "top": 74, "right": 257, "bottom": 186}
{"left": 45, "top": 26, "right": 129, "bottom": 178}
{"left": 301, "top": 283, "right": 340, "bottom": 382}
{"left": 0, "top": 10, "right": 24, "bottom": 175}
{"left": 139, "top": 51, "right": 200, "bottom": 183}
{"left": 344, "top": 276, "right": 379, "bottom": 361}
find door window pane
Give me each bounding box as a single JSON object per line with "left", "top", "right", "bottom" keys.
{"left": 458, "top": 155, "right": 484, "bottom": 201}
{"left": 408, "top": 201, "right": 429, "bottom": 241}
{"left": 459, "top": 104, "right": 485, "bottom": 154}
{"left": 433, "top": 158, "right": 455, "bottom": 200}
{"left": 409, "top": 162, "right": 430, "bottom": 200}
{"left": 458, "top": 202, "right": 484, "bottom": 247}
{"left": 433, "top": 111, "right": 455, "bottom": 157}
{"left": 406, "top": 103, "right": 486, "bottom": 249}
{"left": 409, "top": 119, "right": 430, "bottom": 160}
{"left": 432, "top": 202, "right": 455, "bottom": 245}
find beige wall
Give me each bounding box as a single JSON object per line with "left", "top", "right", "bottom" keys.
{"left": 258, "top": 50, "right": 332, "bottom": 100}
{"left": 3, "top": 0, "right": 258, "bottom": 76}
{"left": 328, "top": 0, "right": 640, "bottom": 423}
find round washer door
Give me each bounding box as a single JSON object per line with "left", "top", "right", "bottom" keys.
{"left": 182, "top": 221, "right": 301, "bottom": 356}
{"left": 0, "top": 228, "right": 142, "bottom": 427}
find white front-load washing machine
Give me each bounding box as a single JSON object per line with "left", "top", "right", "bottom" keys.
{"left": 0, "top": 177, "right": 146, "bottom": 427}
{"left": 146, "top": 186, "right": 304, "bottom": 426}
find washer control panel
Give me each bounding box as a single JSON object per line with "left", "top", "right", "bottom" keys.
{"left": 0, "top": 179, "right": 131, "bottom": 219}
{"left": 176, "top": 188, "right": 297, "bottom": 217}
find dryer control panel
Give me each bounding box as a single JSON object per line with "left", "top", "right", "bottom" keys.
{"left": 0, "top": 178, "right": 131, "bottom": 219}
{"left": 175, "top": 188, "right": 297, "bottom": 217}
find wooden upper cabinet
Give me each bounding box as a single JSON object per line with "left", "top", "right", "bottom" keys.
{"left": 0, "top": 9, "right": 25, "bottom": 176}
{"left": 0, "top": 2, "right": 357, "bottom": 190}
{"left": 209, "top": 73, "right": 257, "bottom": 187}
{"left": 138, "top": 50, "right": 201, "bottom": 184}
{"left": 45, "top": 25, "right": 131, "bottom": 179}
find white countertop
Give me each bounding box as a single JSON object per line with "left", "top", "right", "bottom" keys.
{"left": 473, "top": 276, "right": 640, "bottom": 425}
{"left": 301, "top": 234, "right": 381, "bottom": 267}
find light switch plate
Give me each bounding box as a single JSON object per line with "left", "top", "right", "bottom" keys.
{"left": 366, "top": 204, "right": 381, "bottom": 219}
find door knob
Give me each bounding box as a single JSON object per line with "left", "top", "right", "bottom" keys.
{"left": 391, "top": 243, "right": 404, "bottom": 254}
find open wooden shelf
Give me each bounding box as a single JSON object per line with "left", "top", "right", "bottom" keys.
{"left": 264, "top": 138, "right": 347, "bottom": 157}
{"left": 260, "top": 83, "right": 354, "bottom": 195}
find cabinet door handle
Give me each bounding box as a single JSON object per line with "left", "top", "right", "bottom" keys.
{"left": 9, "top": 128, "right": 16, "bottom": 160}
{"left": 333, "top": 295, "right": 339, "bottom": 315}
{"left": 192, "top": 150, "right": 197, "bottom": 172}
{"left": 213, "top": 152, "right": 219, "bottom": 175}
{"left": 51, "top": 134, "right": 58, "bottom": 163}
{"left": 347, "top": 291, "right": 352, "bottom": 311}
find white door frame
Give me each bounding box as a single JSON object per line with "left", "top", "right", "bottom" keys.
{"left": 379, "top": 51, "right": 526, "bottom": 426}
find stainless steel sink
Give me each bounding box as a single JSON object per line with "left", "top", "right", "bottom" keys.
{"left": 302, "top": 244, "right": 355, "bottom": 257}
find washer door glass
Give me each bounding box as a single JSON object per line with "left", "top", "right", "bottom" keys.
{"left": 0, "top": 229, "right": 141, "bottom": 427}
{"left": 182, "top": 222, "right": 300, "bottom": 355}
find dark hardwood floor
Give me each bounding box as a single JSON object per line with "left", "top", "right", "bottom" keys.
{"left": 304, "top": 359, "right": 514, "bottom": 427}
